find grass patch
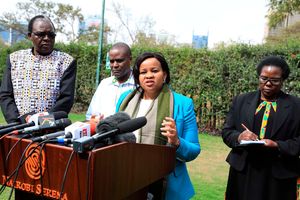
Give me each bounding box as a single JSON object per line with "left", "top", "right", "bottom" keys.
{"left": 68, "top": 112, "right": 86, "bottom": 122}
{"left": 188, "top": 133, "right": 229, "bottom": 200}
{"left": 0, "top": 111, "right": 5, "bottom": 124}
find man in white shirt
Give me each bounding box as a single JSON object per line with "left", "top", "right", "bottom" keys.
{"left": 86, "top": 42, "right": 135, "bottom": 120}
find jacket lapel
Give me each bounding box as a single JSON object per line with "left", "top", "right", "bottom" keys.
{"left": 244, "top": 91, "right": 260, "bottom": 131}
{"left": 271, "top": 92, "right": 291, "bottom": 137}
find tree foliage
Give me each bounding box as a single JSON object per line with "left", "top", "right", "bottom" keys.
{"left": 54, "top": 3, "right": 84, "bottom": 41}
{"left": 267, "top": 0, "right": 300, "bottom": 28}
{"left": 77, "top": 22, "right": 112, "bottom": 45}
{"left": 0, "top": 0, "right": 84, "bottom": 41}
{"left": 109, "top": 2, "right": 175, "bottom": 46}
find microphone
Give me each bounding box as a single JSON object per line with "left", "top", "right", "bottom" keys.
{"left": 31, "top": 131, "right": 66, "bottom": 142}
{"left": 47, "top": 137, "right": 74, "bottom": 145}
{"left": 93, "top": 111, "right": 132, "bottom": 146}
{"left": 43, "top": 112, "right": 130, "bottom": 146}
{"left": 96, "top": 112, "right": 131, "bottom": 133}
{"left": 95, "top": 116, "right": 146, "bottom": 141}
{"left": 0, "top": 111, "right": 67, "bottom": 136}
{"left": 23, "top": 118, "right": 72, "bottom": 137}
{"left": 22, "top": 114, "right": 56, "bottom": 133}
{"left": 45, "top": 120, "right": 98, "bottom": 145}
{"left": 73, "top": 116, "right": 147, "bottom": 153}
{"left": 32, "top": 131, "right": 72, "bottom": 142}
{"left": 64, "top": 120, "right": 96, "bottom": 139}
{"left": 26, "top": 111, "right": 67, "bottom": 126}
{"left": 0, "top": 121, "right": 35, "bottom": 136}
{"left": 0, "top": 122, "right": 20, "bottom": 130}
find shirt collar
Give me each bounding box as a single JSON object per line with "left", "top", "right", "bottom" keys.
{"left": 112, "top": 70, "right": 134, "bottom": 86}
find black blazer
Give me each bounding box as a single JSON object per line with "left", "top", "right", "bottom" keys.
{"left": 222, "top": 90, "right": 300, "bottom": 179}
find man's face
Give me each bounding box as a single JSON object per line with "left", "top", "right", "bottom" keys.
{"left": 28, "top": 19, "right": 56, "bottom": 56}
{"left": 109, "top": 48, "right": 131, "bottom": 83}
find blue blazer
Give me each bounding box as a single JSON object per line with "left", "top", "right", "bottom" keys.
{"left": 116, "top": 90, "right": 201, "bottom": 200}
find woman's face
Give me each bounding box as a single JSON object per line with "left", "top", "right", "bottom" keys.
{"left": 259, "top": 65, "right": 283, "bottom": 101}
{"left": 139, "top": 57, "right": 167, "bottom": 99}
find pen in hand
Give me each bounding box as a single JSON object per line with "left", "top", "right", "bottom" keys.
{"left": 241, "top": 123, "right": 250, "bottom": 131}
{"left": 241, "top": 123, "right": 259, "bottom": 141}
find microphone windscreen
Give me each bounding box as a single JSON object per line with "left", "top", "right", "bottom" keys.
{"left": 112, "top": 132, "right": 136, "bottom": 143}
{"left": 96, "top": 112, "right": 131, "bottom": 133}
{"left": 52, "top": 111, "right": 68, "bottom": 120}
{"left": 117, "top": 117, "right": 147, "bottom": 133}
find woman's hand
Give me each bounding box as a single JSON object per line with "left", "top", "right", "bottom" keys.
{"left": 160, "top": 117, "right": 180, "bottom": 147}
{"left": 238, "top": 130, "right": 258, "bottom": 143}
{"left": 261, "top": 139, "right": 278, "bottom": 148}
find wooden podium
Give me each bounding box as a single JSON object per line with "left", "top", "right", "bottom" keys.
{"left": 0, "top": 136, "right": 176, "bottom": 200}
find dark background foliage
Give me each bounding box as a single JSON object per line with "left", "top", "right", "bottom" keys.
{"left": 1, "top": 41, "right": 299, "bottom": 134}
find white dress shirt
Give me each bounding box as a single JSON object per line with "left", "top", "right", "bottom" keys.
{"left": 85, "top": 73, "right": 135, "bottom": 120}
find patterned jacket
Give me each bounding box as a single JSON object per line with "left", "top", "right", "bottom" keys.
{"left": 0, "top": 48, "right": 77, "bottom": 123}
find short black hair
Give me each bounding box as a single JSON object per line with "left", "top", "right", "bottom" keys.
{"left": 256, "top": 56, "right": 290, "bottom": 80}
{"left": 28, "top": 15, "right": 55, "bottom": 33}
{"left": 133, "top": 52, "right": 170, "bottom": 86}
{"left": 110, "top": 42, "right": 131, "bottom": 57}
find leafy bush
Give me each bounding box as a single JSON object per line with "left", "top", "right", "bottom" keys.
{"left": 1, "top": 40, "right": 300, "bottom": 133}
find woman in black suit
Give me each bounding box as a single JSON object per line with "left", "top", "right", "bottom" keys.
{"left": 222, "top": 56, "right": 300, "bottom": 200}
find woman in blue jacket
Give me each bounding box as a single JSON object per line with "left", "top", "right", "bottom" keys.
{"left": 116, "top": 52, "right": 200, "bottom": 200}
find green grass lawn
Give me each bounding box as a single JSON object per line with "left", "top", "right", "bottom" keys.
{"left": 0, "top": 113, "right": 231, "bottom": 200}
{"left": 188, "top": 133, "right": 229, "bottom": 200}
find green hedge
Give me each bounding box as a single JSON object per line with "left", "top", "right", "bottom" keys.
{"left": 0, "top": 41, "right": 300, "bottom": 133}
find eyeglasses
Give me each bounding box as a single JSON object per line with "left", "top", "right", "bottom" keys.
{"left": 110, "top": 58, "right": 126, "bottom": 64}
{"left": 32, "top": 31, "right": 56, "bottom": 39}
{"left": 259, "top": 76, "right": 282, "bottom": 85}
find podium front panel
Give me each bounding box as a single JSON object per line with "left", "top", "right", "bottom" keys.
{"left": 0, "top": 136, "right": 175, "bottom": 200}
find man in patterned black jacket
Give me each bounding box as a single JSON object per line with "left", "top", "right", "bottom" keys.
{"left": 0, "top": 15, "right": 77, "bottom": 123}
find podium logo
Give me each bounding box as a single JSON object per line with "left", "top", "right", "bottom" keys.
{"left": 25, "top": 144, "right": 46, "bottom": 180}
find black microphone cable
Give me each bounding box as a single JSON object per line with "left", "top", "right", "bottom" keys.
{"left": 13, "top": 136, "right": 65, "bottom": 199}
{"left": 7, "top": 141, "right": 34, "bottom": 200}
{"left": 0, "top": 140, "right": 47, "bottom": 197}
{"left": 38, "top": 142, "right": 46, "bottom": 199}
{"left": 39, "top": 135, "right": 90, "bottom": 199}
{"left": 0, "top": 140, "right": 32, "bottom": 196}
{"left": 35, "top": 136, "right": 71, "bottom": 199}
{"left": 0, "top": 132, "right": 14, "bottom": 140}
{"left": 2, "top": 134, "right": 31, "bottom": 195}
{"left": 0, "top": 134, "right": 74, "bottom": 199}
{"left": 5, "top": 133, "right": 33, "bottom": 169}
{"left": 0, "top": 132, "right": 16, "bottom": 196}
{"left": 9, "top": 140, "right": 49, "bottom": 200}
{"left": 59, "top": 150, "right": 75, "bottom": 200}
{"left": 0, "top": 135, "right": 11, "bottom": 195}
{"left": 35, "top": 136, "right": 72, "bottom": 199}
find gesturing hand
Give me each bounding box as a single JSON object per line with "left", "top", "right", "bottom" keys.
{"left": 160, "top": 117, "right": 180, "bottom": 147}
